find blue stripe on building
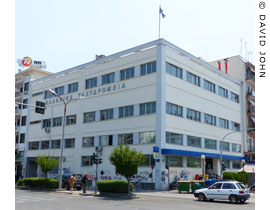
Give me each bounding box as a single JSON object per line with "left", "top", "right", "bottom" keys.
{"left": 161, "top": 149, "right": 244, "bottom": 160}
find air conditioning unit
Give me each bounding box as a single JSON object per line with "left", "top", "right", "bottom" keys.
{"left": 45, "top": 127, "right": 50, "bottom": 133}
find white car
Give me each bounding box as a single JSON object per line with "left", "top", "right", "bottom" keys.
{"left": 194, "top": 181, "right": 250, "bottom": 204}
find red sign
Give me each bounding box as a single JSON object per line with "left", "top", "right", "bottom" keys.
{"left": 22, "top": 57, "right": 32, "bottom": 67}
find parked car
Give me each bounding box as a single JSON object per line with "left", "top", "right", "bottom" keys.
{"left": 62, "top": 174, "right": 83, "bottom": 190}
{"left": 194, "top": 181, "right": 250, "bottom": 204}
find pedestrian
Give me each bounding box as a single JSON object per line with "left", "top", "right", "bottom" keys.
{"left": 180, "top": 175, "right": 184, "bottom": 181}
{"left": 82, "top": 172, "right": 88, "bottom": 193}
{"left": 69, "top": 174, "right": 76, "bottom": 194}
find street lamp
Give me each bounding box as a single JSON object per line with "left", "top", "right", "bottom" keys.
{"left": 201, "top": 155, "right": 205, "bottom": 180}
{"left": 219, "top": 127, "right": 254, "bottom": 180}
{"left": 48, "top": 89, "right": 83, "bottom": 189}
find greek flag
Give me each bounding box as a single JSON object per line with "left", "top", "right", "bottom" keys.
{"left": 159, "top": 7, "right": 165, "bottom": 18}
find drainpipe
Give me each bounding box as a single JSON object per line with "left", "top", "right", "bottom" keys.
{"left": 218, "top": 61, "right": 221, "bottom": 70}
{"left": 224, "top": 58, "right": 228, "bottom": 74}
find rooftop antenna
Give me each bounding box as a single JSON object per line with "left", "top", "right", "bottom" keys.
{"left": 245, "top": 42, "right": 247, "bottom": 60}
{"left": 240, "top": 38, "right": 242, "bottom": 57}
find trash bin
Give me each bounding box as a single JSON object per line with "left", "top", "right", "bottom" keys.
{"left": 191, "top": 180, "right": 205, "bottom": 193}
{"left": 177, "top": 181, "right": 191, "bottom": 193}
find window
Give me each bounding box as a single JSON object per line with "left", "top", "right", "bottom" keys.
{"left": 204, "top": 114, "right": 216, "bottom": 126}
{"left": 186, "top": 72, "right": 200, "bottom": 86}
{"left": 187, "top": 135, "right": 201, "bottom": 148}
{"left": 232, "top": 143, "right": 241, "bottom": 153}
{"left": 44, "top": 90, "right": 53, "bottom": 99}
{"left": 84, "top": 112, "right": 95, "bottom": 123}
{"left": 120, "top": 67, "right": 135, "bottom": 80}
{"left": 232, "top": 160, "right": 241, "bottom": 169}
{"left": 118, "top": 133, "right": 133, "bottom": 145}
{"left": 167, "top": 156, "right": 183, "bottom": 167}
{"left": 140, "top": 102, "right": 156, "bottom": 115}
{"left": 219, "top": 118, "right": 229, "bottom": 129}
{"left": 65, "top": 138, "right": 75, "bottom": 148}
{"left": 29, "top": 141, "right": 39, "bottom": 150}
{"left": 32, "top": 91, "right": 43, "bottom": 97}
{"left": 82, "top": 137, "right": 94, "bottom": 147}
{"left": 100, "top": 109, "right": 114, "bottom": 120}
{"left": 16, "top": 135, "right": 19, "bottom": 144}
{"left": 140, "top": 155, "right": 155, "bottom": 167}
{"left": 186, "top": 108, "right": 201, "bottom": 122}
{"left": 166, "top": 132, "right": 183, "bottom": 145}
{"left": 41, "top": 141, "right": 50, "bottom": 149}
{"left": 210, "top": 183, "right": 222, "bottom": 189}
{"left": 20, "top": 133, "right": 25, "bottom": 144}
{"left": 68, "top": 82, "right": 78, "bottom": 93}
{"left": 139, "top": 131, "right": 156, "bottom": 144}
{"left": 53, "top": 117, "right": 62, "bottom": 127}
{"left": 21, "top": 116, "right": 27, "bottom": 126}
{"left": 23, "top": 99, "right": 28, "bottom": 109}
{"left": 230, "top": 92, "right": 239, "bottom": 103}
{"left": 85, "top": 77, "right": 97, "bottom": 89}
{"left": 51, "top": 140, "right": 61, "bottom": 149}
{"left": 204, "top": 138, "right": 217, "bottom": 150}
{"left": 218, "top": 86, "right": 228, "bottom": 98}
{"left": 24, "top": 82, "right": 29, "bottom": 92}
{"left": 187, "top": 157, "right": 201, "bottom": 168}
{"left": 203, "top": 80, "right": 216, "bottom": 93}
{"left": 223, "top": 159, "right": 230, "bottom": 169}
{"left": 55, "top": 86, "right": 64, "bottom": 95}
{"left": 119, "top": 105, "right": 134, "bottom": 118}
{"left": 231, "top": 122, "right": 240, "bottom": 131}
{"left": 30, "top": 120, "right": 41, "bottom": 125}
{"left": 166, "top": 62, "right": 182, "bottom": 79}
{"left": 81, "top": 156, "right": 92, "bottom": 166}
{"left": 102, "top": 72, "right": 115, "bottom": 85}
{"left": 100, "top": 135, "right": 113, "bottom": 146}
{"left": 42, "top": 119, "right": 51, "bottom": 128}
{"left": 141, "top": 61, "right": 156, "bottom": 75}
{"left": 220, "top": 142, "right": 230, "bottom": 151}
{"left": 166, "top": 103, "right": 182, "bottom": 117}
{"left": 66, "top": 115, "right": 76, "bottom": 125}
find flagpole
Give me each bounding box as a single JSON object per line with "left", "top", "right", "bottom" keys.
{"left": 159, "top": 5, "right": 161, "bottom": 39}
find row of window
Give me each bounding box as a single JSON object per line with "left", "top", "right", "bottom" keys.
{"left": 42, "top": 61, "right": 156, "bottom": 99}
{"left": 166, "top": 62, "right": 240, "bottom": 103}
{"left": 166, "top": 102, "right": 240, "bottom": 131}
{"left": 166, "top": 131, "right": 241, "bottom": 152}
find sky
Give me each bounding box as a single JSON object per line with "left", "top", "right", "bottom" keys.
{"left": 15, "top": 0, "right": 254, "bottom": 73}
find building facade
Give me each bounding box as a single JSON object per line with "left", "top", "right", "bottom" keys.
{"left": 25, "top": 39, "right": 244, "bottom": 190}
{"left": 15, "top": 66, "right": 51, "bottom": 180}
{"left": 209, "top": 56, "right": 255, "bottom": 165}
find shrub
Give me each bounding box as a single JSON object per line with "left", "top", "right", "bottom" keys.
{"left": 223, "top": 171, "right": 250, "bottom": 184}
{"left": 223, "top": 172, "right": 235, "bottom": 180}
{"left": 21, "top": 177, "right": 59, "bottom": 189}
{"left": 17, "top": 179, "right": 24, "bottom": 186}
{"left": 97, "top": 180, "right": 134, "bottom": 194}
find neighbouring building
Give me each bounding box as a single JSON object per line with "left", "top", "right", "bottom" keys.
{"left": 15, "top": 59, "right": 51, "bottom": 180}
{"left": 24, "top": 39, "right": 245, "bottom": 190}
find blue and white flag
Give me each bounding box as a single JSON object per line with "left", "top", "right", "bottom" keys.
{"left": 159, "top": 7, "right": 166, "bottom": 18}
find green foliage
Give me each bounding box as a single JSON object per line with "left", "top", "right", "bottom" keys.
{"left": 97, "top": 180, "right": 134, "bottom": 194}
{"left": 19, "top": 178, "right": 58, "bottom": 189}
{"left": 223, "top": 171, "right": 250, "bottom": 184}
{"left": 36, "top": 154, "right": 60, "bottom": 178}
{"left": 109, "top": 145, "right": 145, "bottom": 179}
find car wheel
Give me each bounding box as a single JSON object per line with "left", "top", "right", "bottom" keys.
{"left": 76, "top": 187, "right": 81, "bottom": 191}
{"left": 209, "top": 199, "right": 214, "bottom": 202}
{"left": 229, "top": 195, "right": 238, "bottom": 204}
{"left": 240, "top": 199, "right": 246, "bottom": 204}
{"left": 198, "top": 193, "right": 206, "bottom": 201}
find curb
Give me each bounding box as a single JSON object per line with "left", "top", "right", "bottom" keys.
{"left": 97, "top": 192, "right": 139, "bottom": 199}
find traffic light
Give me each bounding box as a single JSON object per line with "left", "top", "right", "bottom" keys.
{"left": 222, "top": 161, "right": 226, "bottom": 171}
{"left": 91, "top": 153, "right": 102, "bottom": 165}
{"left": 35, "top": 101, "right": 45, "bottom": 114}
{"left": 165, "top": 162, "right": 169, "bottom": 170}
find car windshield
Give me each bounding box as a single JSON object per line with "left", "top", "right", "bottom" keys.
{"left": 236, "top": 183, "right": 246, "bottom": 189}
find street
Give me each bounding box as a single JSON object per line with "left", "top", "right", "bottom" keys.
{"left": 15, "top": 189, "right": 255, "bottom": 210}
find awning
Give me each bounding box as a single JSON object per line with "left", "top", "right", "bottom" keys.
{"left": 238, "top": 164, "right": 255, "bottom": 173}
{"left": 248, "top": 98, "right": 255, "bottom": 106}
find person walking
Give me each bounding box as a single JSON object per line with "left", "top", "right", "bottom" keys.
{"left": 69, "top": 174, "right": 76, "bottom": 194}
{"left": 82, "top": 172, "right": 88, "bottom": 193}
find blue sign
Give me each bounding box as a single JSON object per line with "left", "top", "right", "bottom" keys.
{"left": 153, "top": 146, "right": 159, "bottom": 153}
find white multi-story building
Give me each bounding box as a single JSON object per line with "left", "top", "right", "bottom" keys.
{"left": 15, "top": 65, "right": 51, "bottom": 180}
{"left": 25, "top": 39, "right": 244, "bottom": 190}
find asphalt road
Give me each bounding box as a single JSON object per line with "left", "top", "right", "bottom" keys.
{"left": 15, "top": 189, "right": 255, "bottom": 210}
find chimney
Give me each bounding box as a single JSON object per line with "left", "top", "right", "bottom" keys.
{"left": 224, "top": 58, "right": 228, "bottom": 74}
{"left": 218, "top": 61, "right": 221, "bottom": 70}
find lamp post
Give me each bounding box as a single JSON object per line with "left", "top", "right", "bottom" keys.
{"left": 201, "top": 155, "right": 205, "bottom": 180}
{"left": 219, "top": 127, "right": 254, "bottom": 180}
{"left": 49, "top": 89, "right": 82, "bottom": 189}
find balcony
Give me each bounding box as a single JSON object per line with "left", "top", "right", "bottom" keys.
{"left": 246, "top": 91, "right": 255, "bottom": 100}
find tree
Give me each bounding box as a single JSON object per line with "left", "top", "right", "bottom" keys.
{"left": 109, "top": 145, "right": 145, "bottom": 195}
{"left": 36, "top": 154, "right": 60, "bottom": 178}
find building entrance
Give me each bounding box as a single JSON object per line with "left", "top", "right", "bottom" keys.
{"left": 205, "top": 158, "right": 213, "bottom": 176}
